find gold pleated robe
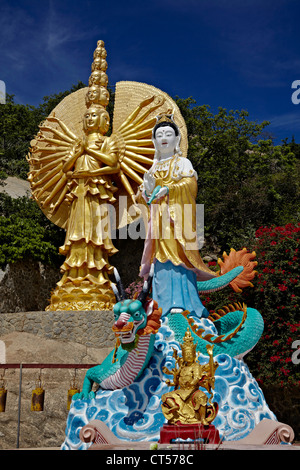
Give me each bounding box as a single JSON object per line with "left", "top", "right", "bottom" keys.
{"left": 58, "top": 150, "right": 118, "bottom": 287}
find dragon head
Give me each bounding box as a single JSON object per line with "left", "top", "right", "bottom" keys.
{"left": 111, "top": 264, "right": 161, "bottom": 350}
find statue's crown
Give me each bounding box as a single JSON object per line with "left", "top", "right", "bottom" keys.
{"left": 182, "top": 329, "right": 196, "bottom": 354}
{"left": 155, "top": 113, "right": 175, "bottom": 125}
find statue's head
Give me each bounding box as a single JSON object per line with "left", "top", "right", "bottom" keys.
{"left": 89, "top": 70, "right": 108, "bottom": 87}
{"left": 83, "top": 105, "right": 110, "bottom": 135}
{"left": 85, "top": 85, "right": 110, "bottom": 108}
{"left": 152, "top": 115, "right": 181, "bottom": 160}
{"left": 92, "top": 56, "right": 108, "bottom": 72}
{"left": 94, "top": 41, "right": 107, "bottom": 59}
{"left": 181, "top": 329, "right": 197, "bottom": 364}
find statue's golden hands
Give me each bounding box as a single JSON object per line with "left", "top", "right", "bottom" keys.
{"left": 98, "top": 134, "right": 119, "bottom": 161}
{"left": 162, "top": 365, "right": 174, "bottom": 376}
{"left": 206, "top": 344, "right": 214, "bottom": 356}
{"left": 165, "top": 379, "right": 175, "bottom": 387}
{"left": 139, "top": 95, "right": 155, "bottom": 108}
{"left": 72, "top": 162, "right": 120, "bottom": 179}
{"left": 62, "top": 139, "right": 85, "bottom": 174}
{"left": 74, "top": 139, "right": 85, "bottom": 155}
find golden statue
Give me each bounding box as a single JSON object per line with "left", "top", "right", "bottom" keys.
{"left": 161, "top": 329, "right": 218, "bottom": 425}
{"left": 27, "top": 40, "right": 187, "bottom": 311}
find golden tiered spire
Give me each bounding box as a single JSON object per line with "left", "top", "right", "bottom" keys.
{"left": 85, "top": 40, "right": 110, "bottom": 110}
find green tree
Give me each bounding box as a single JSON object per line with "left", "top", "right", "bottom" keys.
{"left": 0, "top": 193, "right": 64, "bottom": 269}
{"left": 0, "top": 82, "right": 87, "bottom": 180}
{"left": 200, "top": 222, "right": 300, "bottom": 388}
{"left": 175, "top": 98, "right": 299, "bottom": 252}
{"left": 0, "top": 94, "right": 37, "bottom": 178}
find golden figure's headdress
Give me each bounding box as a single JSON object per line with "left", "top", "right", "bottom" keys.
{"left": 155, "top": 112, "right": 175, "bottom": 126}
{"left": 181, "top": 329, "right": 197, "bottom": 356}
{"left": 85, "top": 40, "right": 110, "bottom": 110}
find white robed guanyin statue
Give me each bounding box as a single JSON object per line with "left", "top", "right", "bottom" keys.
{"left": 139, "top": 114, "right": 216, "bottom": 318}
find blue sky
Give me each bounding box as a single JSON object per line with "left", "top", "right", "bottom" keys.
{"left": 1, "top": 0, "right": 300, "bottom": 143}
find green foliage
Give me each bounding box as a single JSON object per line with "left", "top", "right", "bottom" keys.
{"left": 0, "top": 82, "right": 87, "bottom": 179}
{"left": 0, "top": 94, "right": 37, "bottom": 178}
{"left": 0, "top": 193, "right": 64, "bottom": 269}
{"left": 201, "top": 223, "right": 300, "bottom": 387}
{"left": 245, "top": 223, "right": 300, "bottom": 387}
{"left": 175, "top": 98, "right": 300, "bottom": 252}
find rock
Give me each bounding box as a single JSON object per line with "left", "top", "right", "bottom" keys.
{"left": 0, "top": 311, "right": 115, "bottom": 449}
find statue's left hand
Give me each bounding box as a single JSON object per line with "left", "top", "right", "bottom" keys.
{"left": 144, "top": 172, "right": 156, "bottom": 195}
{"left": 152, "top": 186, "right": 169, "bottom": 201}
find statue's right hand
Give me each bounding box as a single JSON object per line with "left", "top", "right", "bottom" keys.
{"left": 140, "top": 95, "right": 155, "bottom": 108}
{"left": 74, "top": 139, "right": 84, "bottom": 155}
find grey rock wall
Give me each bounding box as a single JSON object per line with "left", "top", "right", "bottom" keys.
{"left": 0, "top": 310, "right": 115, "bottom": 449}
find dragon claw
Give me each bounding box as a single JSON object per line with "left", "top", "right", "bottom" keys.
{"left": 72, "top": 390, "right": 96, "bottom": 401}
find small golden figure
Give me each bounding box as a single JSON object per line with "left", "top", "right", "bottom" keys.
{"left": 161, "top": 329, "right": 218, "bottom": 425}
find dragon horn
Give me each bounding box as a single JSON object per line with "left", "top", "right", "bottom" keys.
{"left": 113, "top": 267, "right": 127, "bottom": 300}
{"left": 111, "top": 282, "right": 121, "bottom": 303}
{"left": 138, "top": 263, "right": 155, "bottom": 305}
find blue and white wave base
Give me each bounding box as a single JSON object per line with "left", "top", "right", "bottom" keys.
{"left": 61, "top": 317, "right": 276, "bottom": 450}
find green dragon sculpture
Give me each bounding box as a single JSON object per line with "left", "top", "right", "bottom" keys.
{"left": 74, "top": 265, "right": 163, "bottom": 399}
{"left": 73, "top": 248, "right": 263, "bottom": 399}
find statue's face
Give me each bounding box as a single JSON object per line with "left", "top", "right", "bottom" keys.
{"left": 99, "top": 109, "right": 110, "bottom": 134}
{"left": 89, "top": 71, "right": 108, "bottom": 87}
{"left": 99, "top": 73, "right": 108, "bottom": 87}
{"left": 83, "top": 107, "right": 110, "bottom": 134}
{"left": 154, "top": 125, "right": 178, "bottom": 157}
{"left": 87, "top": 86, "right": 100, "bottom": 101}
{"left": 182, "top": 347, "right": 196, "bottom": 364}
{"left": 84, "top": 108, "right": 100, "bottom": 131}
{"left": 112, "top": 299, "right": 147, "bottom": 345}
{"left": 100, "top": 87, "right": 110, "bottom": 106}
{"left": 92, "top": 57, "right": 107, "bottom": 72}
{"left": 86, "top": 86, "right": 109, "bottom": 107}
